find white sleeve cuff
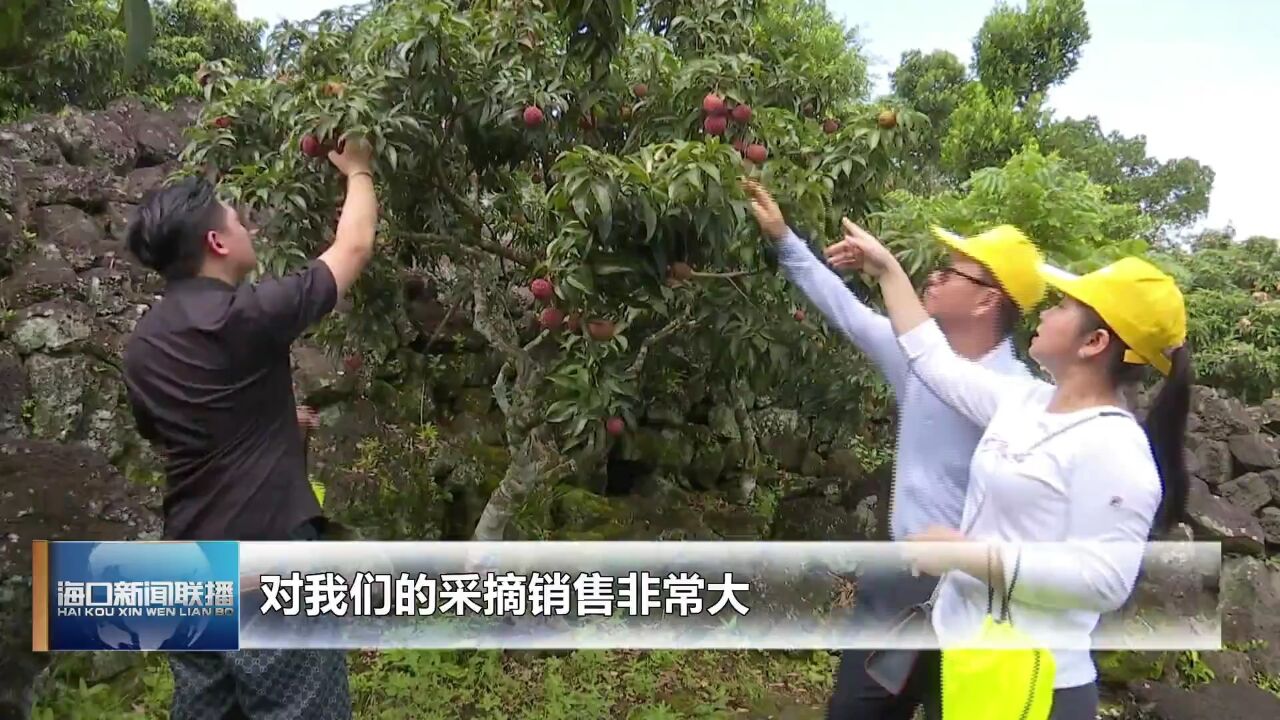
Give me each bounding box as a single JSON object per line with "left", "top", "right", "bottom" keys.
{"left": 1003, "top": 542, "right": 1088, "bottom": 603}
{"left": 897, "top": 318, "right": 946, "bottom": 359}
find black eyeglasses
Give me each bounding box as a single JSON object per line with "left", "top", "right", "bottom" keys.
{"left": 934, "top": 266, "right": 995, "bottom": 288}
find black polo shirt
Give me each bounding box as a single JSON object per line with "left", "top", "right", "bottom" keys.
{"left": 122, "top": 260, "right": 338, "bottom": 541}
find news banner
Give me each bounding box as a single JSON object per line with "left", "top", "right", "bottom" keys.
{"left": 31, "top": 539, "right": 1224, "bottom": 653}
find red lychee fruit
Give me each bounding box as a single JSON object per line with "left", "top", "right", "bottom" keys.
{"left": 300, "top": 134, "right": 324, "bottom": 157}
{"left": 530, "top": 278, "right": 554, "bottom": 301}
{"left": 539, "top": 307, "right": 565, "bottom": 330}
{"left": 586, "top": 319, "right": 615, "bottom": 341}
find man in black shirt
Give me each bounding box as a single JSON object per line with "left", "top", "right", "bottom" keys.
{"left": 121, "top": 138, "right": 378, "bottom": 719}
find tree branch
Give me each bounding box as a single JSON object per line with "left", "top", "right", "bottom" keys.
{"left": 424, "top": 156, "right": 538, "bottom": 269}
{"left": 492, "top": 361, "right": 513, "bottom": 416}
{"left": 469, "top": 267, "right": 526, "bottom": 363}
{"left": 689, "top": 269, "right": 760, "bottom": 279}
{"left": 522, "top": 329, "right": 557, "bottom": 353}
{"left": 404, "top": 231, "right": 535, "bottom": 268}
{"left": 626, "top": 314, "right": 691, "bottom": 379}
{"left": 421, "top": 285, "right": 466, "bottom": 351}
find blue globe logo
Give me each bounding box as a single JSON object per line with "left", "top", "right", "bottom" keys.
{"left": 86, "top": 542, "right": 215, "bottom": 650}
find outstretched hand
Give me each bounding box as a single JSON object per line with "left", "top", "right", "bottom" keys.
{"left": 740, "top": 179, "right": 787, "bottom": 241}
{"left": 329, "top": 135, "right": 374, "bottom": 177}
{"left": 826, "top": 218, "right": 898, "bottom": 278}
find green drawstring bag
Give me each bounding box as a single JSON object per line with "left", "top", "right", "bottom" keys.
{"left": 941, "top": 548, "right": 1055, "bottom": 720}
{"left": 310, "top": 479, "right": 327, "bottom": 507}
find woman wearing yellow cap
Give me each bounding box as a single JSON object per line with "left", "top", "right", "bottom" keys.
{"left": 828, "top": 219, "right": 1191, "bottom": 720}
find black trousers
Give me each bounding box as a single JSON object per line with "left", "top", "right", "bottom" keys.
{"left": 168, "top": 649, "right": 350, "bottom": 720}
{"left": 825, "top": 568, "right": 1101, "bottom": 720}
{"left": 168, "top": 517, "right": 351, "bottom": 720}
{"left": 827, "top": 567, "right": 942, "bottom": 719}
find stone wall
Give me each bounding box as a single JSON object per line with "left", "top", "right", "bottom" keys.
{"left": 1, "top": 101, "right": 1278, "bottom": 717}
{"left": 1093, "top": 386, "right": 1280, "bottom": 717}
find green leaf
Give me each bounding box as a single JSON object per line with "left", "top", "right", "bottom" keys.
{"left": 545, "top": 400, "right": 577, "bottom": 424}
{"left": 641, "top": 201, "right": 657, "bottom": 241}
{"left": 594, "top": 262, "right": 635, "bottom": 275}
{"left": 121, "top": 0, "right": 155, "bottom": 76}
{"left": 592, "top": 182, "right": 613, "bottom": 237}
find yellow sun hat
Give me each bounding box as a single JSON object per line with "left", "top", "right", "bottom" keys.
{"left": 930, "top": 224, "right": 1047, "bottom": 313}
{"left": 1038, "top": 257, "right": 1187, "bottom": 376}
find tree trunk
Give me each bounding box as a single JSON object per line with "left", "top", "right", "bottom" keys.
{"left": 471, "top": 433, "right": 541, "bottom": 541}
{"left": 731, "top": 391, "right": 761, "bottom": 502}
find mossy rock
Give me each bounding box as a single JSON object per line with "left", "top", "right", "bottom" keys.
{"left": 433, "top": 351, "right": 502, "bottom": 391}
{"left": 454, "top": 388, "right": 493, "bottom": 416}
{"left": 703, "top": 501, "right": 771, "bottom": 540}
{"left": 550, "top": 486, "right": 633, "bottom": 538}
{"left": 464, "top": 442, "right": 510, "bottom": 498}
{"left": 708, "top": 404, "right": 740, "bottom": 440}
{"left": 624, "top": 493, "right": 718, "bottom": 540}
{"left": 619, "top": 427, "right": 694, "bottom": 471}
{"left": 23, "top": 353, "right": 89, "bottom": 441}
{"left": 752, "top": 407, "right": 804, "bottom": 438}
{"left": 1094, "top": 650, "right": 1168, "bottom": 685}
{"left": 685, "top": 424, "right": 725, "bottom": 488}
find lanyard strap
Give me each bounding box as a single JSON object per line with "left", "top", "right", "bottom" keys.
{"left": 954, "top": 409, "right": 1130, "bottom": 623}
{"left": 986, "top": 545, "right": 1021, "bottom": 621}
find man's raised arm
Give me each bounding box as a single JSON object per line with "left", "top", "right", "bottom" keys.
{"left": 742, "top": 179, "right": 907, "bottom": 391}
{"left": 319, "top": 137, "right": 379, "bottom": 298}
{"left": 244, "top": 137, "right": 380, "bottom": 349}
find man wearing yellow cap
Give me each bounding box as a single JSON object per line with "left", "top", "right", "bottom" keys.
{"left": 830, "top": 218, "right": 1192, "bottom": 720}
{"left": 742, "top": 180, "right": 1047, "bottom": 720}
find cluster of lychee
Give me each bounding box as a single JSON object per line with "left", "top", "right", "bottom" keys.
{"left": 699, "top": 92, "right": 769, "bottom": 164}
{"left": 529, "top": 277, "right": 615, "bottom": 342}
{"left": 521, "top": 82, "right": 653, "bottom": 133}
{"left": 207, "top": 75, "right": 355, "bottom": 156}
{"left": 529, "top": 277, "right": 627, "bottom": 436}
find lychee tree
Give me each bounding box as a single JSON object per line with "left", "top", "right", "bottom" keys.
{"left": 178, "top": 0, "right": 928, "bottom": 540}
{"left": 0, "top": 0, "right": 266, "bottom": 122}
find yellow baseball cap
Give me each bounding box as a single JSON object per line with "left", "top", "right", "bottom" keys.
{"left": 929, "top": 224, "right": 1046, "bottom": 313}
{"left": 1038, "top": 257, "right": 1187, "bottom": 376}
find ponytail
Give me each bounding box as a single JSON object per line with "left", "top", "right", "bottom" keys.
{"left": 1084, "top": 306, "right": 1193, "bottom": 537}
{"left": 1141, "top": 345, "right": 1193, "bottom": 536}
